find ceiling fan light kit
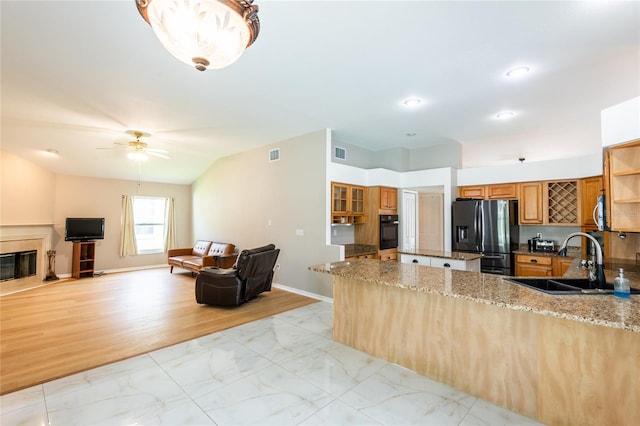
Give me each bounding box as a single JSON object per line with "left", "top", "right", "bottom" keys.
{"left": 135, "top": 0, "right": 260, "bottom": 71}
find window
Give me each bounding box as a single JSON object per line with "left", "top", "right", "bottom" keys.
{"left": 132, "top": 196, "right": 168, "bottom": 254}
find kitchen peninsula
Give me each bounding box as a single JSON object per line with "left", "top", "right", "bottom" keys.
{"left": 310, "top": 259, "right": 639, "bottom": 425}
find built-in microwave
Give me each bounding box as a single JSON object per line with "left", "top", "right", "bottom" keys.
{"left": 380, "top": 215, "right": 399, "bottom": 250}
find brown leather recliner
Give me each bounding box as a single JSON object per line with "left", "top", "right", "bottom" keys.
{"left": 195, "top": 244, "right": 280, "bottom": 306}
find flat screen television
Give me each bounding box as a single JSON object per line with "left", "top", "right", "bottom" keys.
{"left": 65, "top": 217, "right": 105, "bottom": 241}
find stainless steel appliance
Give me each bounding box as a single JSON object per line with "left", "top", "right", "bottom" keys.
{"left": 533, "top": 239, "right": 555, "bottom": 252}
{"left": 452, "top": 199, "right": 519, "bottom": 275}
{"left": 379, "top": 215, "right": 399, "bottom": 250}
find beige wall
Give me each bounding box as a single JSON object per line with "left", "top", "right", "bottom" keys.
{"left": 192, "top": 130, "right": 339, "bottom": 298}
{"left": 53, "top": 176, "right": 192, "bottom": 274}
{"left": 1, "top": 150, "right": 192, "bottom": 275}
{"left": 1, "top": 151, "right": 56, "bottom": 225}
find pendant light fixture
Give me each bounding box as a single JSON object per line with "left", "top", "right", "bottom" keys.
{"left": 135, "top": 0, "right": 260, "bottom": 71}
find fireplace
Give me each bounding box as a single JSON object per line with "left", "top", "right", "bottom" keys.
{"left": 1, "top": 250, "right": 37, "bottom": 282}
{"left": 0, "top": 225, "right": 54, "bottom": 294}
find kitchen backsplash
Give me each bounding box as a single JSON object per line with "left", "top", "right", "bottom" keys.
{"left": 331, "top": 224, "right": 355, "bottom": 245}
{"left": 520, "top": 226, "right": 582, "bottom": 248}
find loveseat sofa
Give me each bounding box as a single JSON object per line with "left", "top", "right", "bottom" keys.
{"left": 168, "top": 240, "right": 237, "bottom": 274}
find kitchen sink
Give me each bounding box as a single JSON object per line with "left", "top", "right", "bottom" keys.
{"left": 505, "top": 277, "right": 640, "bottom": 295}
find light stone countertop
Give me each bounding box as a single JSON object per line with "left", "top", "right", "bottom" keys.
{"left": 397, "top": 249, "right": 482, "bottom": 261}
{"left": 309, "top": 258, "right": 640, "bottom": 332}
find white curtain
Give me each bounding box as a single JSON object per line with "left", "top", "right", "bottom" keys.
{"left": 120, "top": 195, "right": 138, "bottom": 256}
{"left": 164, "top": 197, "right": 176, "bottom": 251}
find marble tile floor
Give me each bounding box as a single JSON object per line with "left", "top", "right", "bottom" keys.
{"left": 1, "top": 301, "right": 543, "bottom": 426}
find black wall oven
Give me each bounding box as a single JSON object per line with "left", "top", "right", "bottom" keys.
{"left": 380, "top": 215, "right": 399, "bottom": 250}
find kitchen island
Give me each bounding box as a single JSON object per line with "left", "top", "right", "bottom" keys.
{"left": 309, "top": 259, "right": 639, "bottom": 425}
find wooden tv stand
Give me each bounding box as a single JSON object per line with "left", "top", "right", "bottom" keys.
{"left": 72, "top": 241, "right": 96, "bottom": 279}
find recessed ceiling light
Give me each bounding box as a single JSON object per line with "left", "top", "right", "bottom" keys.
{"left": 403, "top": 98, "right": 422, "bottom": 107}
{"left": 496, "top": 111, "right": 516, "bottom": 119}
{"left": 505, "top": 66, "right": 531, "bottom": 78}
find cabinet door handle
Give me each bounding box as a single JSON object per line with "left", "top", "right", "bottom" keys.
{"left": 443, "top": 263, "right": 451, "bottom": 268}
{"left": 530, "top": 259, "right": 538, "bottom": 263}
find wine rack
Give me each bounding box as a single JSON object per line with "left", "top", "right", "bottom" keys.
{"left": 547, "top": 180, "right": 579, "bottom": 225}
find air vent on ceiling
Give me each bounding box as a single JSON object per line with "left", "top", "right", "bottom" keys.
{"left": 269, "top": 148, "right": 280, "bottom": 162}
{"left": 335, "top": 146, "right": 346, "bottom": 160}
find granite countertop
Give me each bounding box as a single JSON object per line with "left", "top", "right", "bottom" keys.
{"left": 397, "top": 249, "right": 482, "bottom": 261}
{"left": 309, "top": 259, "right": 640, "bottom": 332}
{"left": 343, "top": 244, "right": 377, "bottom": 258}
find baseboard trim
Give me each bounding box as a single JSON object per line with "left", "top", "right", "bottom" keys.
{"left": 272, "top": 282, "right": 333, "bottom": 303}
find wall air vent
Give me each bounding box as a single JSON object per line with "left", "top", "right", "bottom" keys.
{"left": 335, "top": 146, "right": 346, "bottom": 160}
{"left": 269, "top": 148, "right": 280, "bottom": 162}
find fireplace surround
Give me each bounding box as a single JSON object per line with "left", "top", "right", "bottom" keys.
{"left": 0, "top": 225, "right": 54, "bottom": 294}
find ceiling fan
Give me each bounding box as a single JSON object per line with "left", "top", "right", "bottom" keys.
{"left": 98, "top": 130, "right": 169, "bottom": 160}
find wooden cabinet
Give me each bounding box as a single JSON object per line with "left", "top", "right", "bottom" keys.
{"left": 379, "top": 186, "right": 398, "bottom": 212}
{"left": 518, "top": 180, "right": 580, "bottom": 226}
{"left": 515, "top": 254, "right": 553, "bottom": 277}
{"left": 378, "top": 248, "right": 397, "bottom": 261}
{"left": 331, "top": 182, "right": 365, "bottom": 224}
{"left": 546, "top": 180, "right": 580, "bottom": 225}
{"left": 519, "top": 182, "right": 544, "bottom": 224}
{"left": 487, "top": 183, "right": 519, "bottom": 199}
{"left": 346, "top": 253, "right": 378, "bottom": 261}
{"left": 459, "top": 185, "right": 485, "bottom": 199}
{"left": 516, "top": 253, "right": 576, "bottom": 277}
{"left": 580, "top": 176, "right": 603, "bottom": 227}
{"left": 72, "top": 241, "right": 95, "bottom": 279}
{"left": 459, "top": 183, "right": 518, "bottom": 200}
{"left": 354, "top": 185, "right": 399, "bottom": 249}
{"left": 605, "top": 140, "right": 640, "bottom": 232}
{"left": 552, "top": 256, "right": 574, "bottom": 276}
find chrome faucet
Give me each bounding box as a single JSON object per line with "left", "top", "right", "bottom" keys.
{"left": 558, "top": 232, "right": 606, "bottom": 288}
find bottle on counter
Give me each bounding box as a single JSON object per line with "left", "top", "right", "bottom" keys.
{"left": 614, "top": 268, "right": 630, "bottom": 299}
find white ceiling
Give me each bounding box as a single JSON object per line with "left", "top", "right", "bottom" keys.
{"left": 1, "top": 1, "right": 639, "bottom": 185}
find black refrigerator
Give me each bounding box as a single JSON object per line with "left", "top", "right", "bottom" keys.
{"left": 452, "top": 199, "right": 519, "bottom": 275}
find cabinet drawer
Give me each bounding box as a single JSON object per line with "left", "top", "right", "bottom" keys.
{"left": 516, "top": 255, "right": 552, "bottom": 266}
{"left": 430, "top": 257, "right": 467, "bottom": 270}
{"left": 400, "top": 254, "right": 430, "bottom": 265}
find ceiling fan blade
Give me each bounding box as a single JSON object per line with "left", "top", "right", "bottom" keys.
{"left": 146, "top": 148, "right": 169, "bottom": 154}
{"left": 148, "top": 151, "right": 170, "bottom": 159}
{"left": 96, "top": 146, "right": 127, "bottom": 150}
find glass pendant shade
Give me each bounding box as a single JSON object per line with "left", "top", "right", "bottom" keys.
{"left": 136, "top": 0, "right": 259, "bottom": 71}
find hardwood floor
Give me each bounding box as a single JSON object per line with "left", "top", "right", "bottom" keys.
{"left": 0, "top": 268, "right": 319, "bottom": 395}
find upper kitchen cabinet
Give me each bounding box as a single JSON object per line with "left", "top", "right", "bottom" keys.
{"left": 519, "top": 182, "right": 544, "bottom": 224}
{"left": 605, "top": 140, "right": 640, "bottom": 232}
{"left": 546, "top": 180, "right": 580, "bottom": 225}
{"left": 379, "top": 186, "right": 398, "bottom": 212}
{"left": 458, "top": 183, "right": 518, "bottom": 200}
{"left": 331, "top": 182, "right": 366, "bottom": 224}
{"left": 580, "top": 176, "right": 603, "bottom": 227}
{"left": 519, "top": 180, "right": 580, "bottom": 226}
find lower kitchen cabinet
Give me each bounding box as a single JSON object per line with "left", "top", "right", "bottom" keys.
{"left": 400, "top": 254, "right": 480, "bottom": 272}
{"left": 345, "top": 253, "right": 378, "bottom": 261}
{"left": 515, "top": 254, "right": 553, "bottom": 276}
{"left": 515, "top": 253, "right": 576, "bottom": 277}
{"left": 378, "top": 248, "right": 398, "bottom": 261}
{"left": 553, "top": 256, "right": 574, "bottom": 276}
